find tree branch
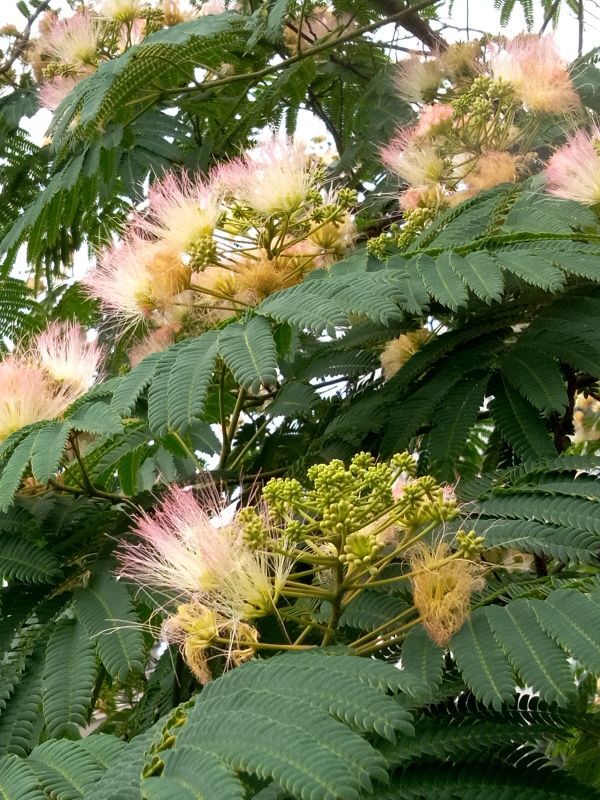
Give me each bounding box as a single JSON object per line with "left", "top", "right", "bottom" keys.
{"left": 369, "top": 0, "right": 448, "bottom": 51}
{"left": 0, "top": 0, "right": 52, "bottom": 78}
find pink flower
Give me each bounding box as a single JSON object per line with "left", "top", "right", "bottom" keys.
{"left": 136, "top": 171, "right": 224, "bottom": 252}
{"left": 380, "top": 127, "right": 445, "bottom": 187}
{"left": 33, "top": 321, "right": 102, "bottom": 396}
{"left": 38, "top": 74, "right": 84, "bottom": 111}
{"left": 85, "top": 236, "right": 188, "bottom": 325}
{"left": 119, "top": 485, "right": 240, "bottom": 597}
{"left": 129, "top": 325, "right": 178, "bottom": 367}
{"left": 414, "top": 103, "right": 454, "bottom": 138}
{"left": 0, "top": 321, "right": 102, "bottom": 442}
{"left": 546, "top": 127, "right": 600, "bottom": 205}
{"left": 221, "top": 137, "right": 315, "bottom": 215}
{"left": 0, "top": 358, "right": 75, "bottom": 442}
{"left": 44, "top": 10, "right": 102, "bottom": 68}
{"left": 488, "top": 35, "right": 579, "bottom": 114}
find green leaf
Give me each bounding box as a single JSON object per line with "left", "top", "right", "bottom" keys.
{"left": 142, "top": 750, "right": 245, "bottom": 800}
{"left": 428, "top": 373, "right": 489, "bottom": 481}
{"left": 28, "top": 739, "right": 105, "bottom": 799}
{"left": 0, "top": 754, "right": 45, "bottom": 800}
{"left": 489, "top": 375, "right": 556, "bottom": 462}
{"left": 110, "top": 353, "right": 162, "bottom": 416}
{"left": 67, "top": 403, "right": 124, "bottom": 438}
{"left": 414, "top": 252, "right": 469, "bottom": 310}
{"left": 219, "top": 316, "right": 278, "bottom": 393}
{"left": 495, "top": 250, "right": 565, "bottom": 291}
{"left": 164, "top": 333, "right": 219, "bottom": 435}
{"left": 30, "top": 422, "right": 70, "bottom": 484}
{"left": 500, "top": 346, "right": 568, "bottom": 414}
{"left": 450, "top": 609, "right": 515, "bottom": 711}
{"left": 532, "top": 589, "right": 600, "bottom": 674}
{"left": 265, "top": 382, "right": 319, "bottom": 419}
{"left": 0, "top": 539, "right": 61, "bottom": 584}
{"left": 453, "top": 251, "right": 504, "bottom": 303}
{"left": 400, "top": 625, "right": 444, "bottom": 703}
{"left": 0, "top": 432, "right": 36, "bottom": 513}
{"left": 43, "top": 619, "right": 97, "bottom": 739}
{"left": 486, "top": 602, "right": 575, "bottom": 705}
{"left": 73, "top": 573, "right": 145, "bottom": 681}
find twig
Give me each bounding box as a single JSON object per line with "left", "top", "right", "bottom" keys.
{"left": 155, "top": 0, "right": 442, "bottom": 100}
{"left": 0, "top": 0, "right": 52, "bottom": 77}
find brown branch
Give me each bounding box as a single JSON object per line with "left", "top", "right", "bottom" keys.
{"left": 369, "top": 0, "right": 448, "bottom": 51}
{"left": 0, "top": 0, "right": 52, "bottom": 77}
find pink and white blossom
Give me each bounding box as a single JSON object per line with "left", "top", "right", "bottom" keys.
{"left": 546, "top": 127, "right": 600, "bottom": 205}
{"left": 137, "top": 172, "right": 224, "bottom": 252}
{"left": 119, "top": 485, "right": 240, "bottom": 596}
{"left": 33, "top": 321, "right": 102, "bottom": 396}
{"left": 488, "top": 35, "right": 579, "bottom": 114}
{"left": 221, "top": 137, "right": 315, "bottom": 215}
{"left": 45, "top": 10, "right": 102, "bottom": 68}
{"left": 380, "top": 128, "right": 445, "bottom": 186}
{"left": 414, "top": 103, "right": 454, "bottom": 138}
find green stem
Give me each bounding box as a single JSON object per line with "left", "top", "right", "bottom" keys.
{"left": 228, "top": 417, "right": 270, "bottom": 471}
{"left": 219, "top": 387, "right": 248, "bottom": 470}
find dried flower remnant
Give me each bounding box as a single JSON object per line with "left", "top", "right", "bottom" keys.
{"left": 546, "top": 127, "right": 600, "bottom": 206}
{"left": 380, "top": 329, "right": 430, "bottom": 380}
{"left": 572, "top": 392, "right": 600, "bottom": 443}
{"left": 488, "top": 35, "right": 580, "bottom": 114}
{"left": 410, "top": 541, "right": 485, "bottom": 646}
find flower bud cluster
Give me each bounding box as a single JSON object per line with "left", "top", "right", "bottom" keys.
{"left": 378, "top": 35, "right": 581, "bottom": 249}
{"left": 117, "top": 453, "right": 481, "bottom": 679}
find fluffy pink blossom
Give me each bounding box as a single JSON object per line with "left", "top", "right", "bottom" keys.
{"left": 0, "top": 321, "right": 102, "bottom": 443}
{"left": 198, "top": 0, "right": 226, "bottom": 14}
{"left": 38, "top": 74, "right": 84, "bottom": 111}
{"left": 380, "top": 127, "right": 445, "bottom": 187}
{"left": 414, "top": 103, "right": 454, "bottom": 138}
{"left": 33, "top": 321, "right": 102, "bottom": 396}
{"left": 0, "top": 358, "right": 76, "bottom": 442}
{"left": 118, "top": 485, "right": 240, "bottom": 597}
{"left": 488, "top": 35, "right": 579, "bottom": 114}
{"left": 44, "top": 10, "right": 102, "bottom": 68}
{"left": 221, "top": 137, "right": 315, "bottom": 215}
{"left": 546, "top": 127, "right": 600, "bottom": 205}
{"left": 136, "top": 172, "right": 224, "bottom": 252}
{"left": 85, "top": 236, "right": 188, "bottom": 324}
